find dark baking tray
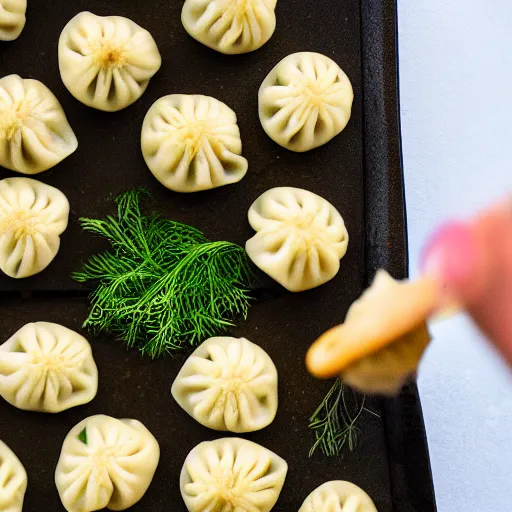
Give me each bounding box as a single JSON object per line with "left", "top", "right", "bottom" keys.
{"left": 0, "top": 0, "right": 436, "bottom": 510}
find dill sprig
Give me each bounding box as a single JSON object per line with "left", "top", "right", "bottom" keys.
{"left": 73, "top": 189, "right": 253, "bottom": 358}
{"left": 309, "top": 379, "right": 375, "bottom": 457}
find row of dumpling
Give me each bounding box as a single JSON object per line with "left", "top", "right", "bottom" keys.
{"left": 2, "top": 431, "right": 378, "bottom": 512}
{"left": 0, "top": 0, "right": 279, "bottom": 51}
{"left": 0, "top": 176, "right": 350, "bottom": 293}
{"left": 0, "top": 322, "right": 378, "bottom": 511}
{"left": 1, "top": 10, "right": 353, "bottom": 175}
{"left": 0, "top": 322, "right": 274, "bottom": 427}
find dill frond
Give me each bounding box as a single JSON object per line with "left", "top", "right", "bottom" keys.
{"left": 309, "top": 379, "right": 372, "bottom": 457}
{"left": 74, "top": 189, "right": 253, "bottom": 357}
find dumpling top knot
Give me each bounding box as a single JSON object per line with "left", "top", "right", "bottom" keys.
{"left": 0, "top": 75, "right": 78, "bottom": 175}
{"left": 141, "top": 94, "right": 248, "bottom": 192}
{"left": 0, "top": 0, "right": 27, "bottom": 41}
{"left": 58, "top": 12, "right": 161, "bottom": 112}
{"left": 0, "top": 177, "right": 69, "bottom": 279}
{"left": 246, "top": 187, "right": 349, "bottom": 292}
{"left": 259, "top": 52, "right": 353, "bottom": 152}
{"left": 182, "top": 0, "right": 278, "bottom": 54}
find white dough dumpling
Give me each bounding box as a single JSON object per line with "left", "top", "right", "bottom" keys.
{"left": 259, "top": 52, "right": 353, "bottom": 152}
{"left": 0, "top": 75, "right": 78, "bottom": 174}
{"left": 0, "top": 322, "right": 98, "bottom": 413}
{"left": 299, "top": 481, "right": 378, "bottom": 512}
{"left": 180, "top": 437, "right": 287, "bottom": 512}
{"left": 55, "top": 415, "right": 160, "bottom": 512}
{"left": 59, "top": 12, "right": 162, "bottom": 112}
{"left": 0, "top": 440, "right": 27, "bottom": 512}
{"left": 307, "top": 270, "right": 435, "bottom": 395}
{"left": 0, "top": 178, "right": 69, "bottom": 279}
{"left": 172, "top": 336, "right": 278, "bottom": 433}
{"left": 141, "top": 94, "right": 248, "bottom": 192}
{"left": 246, "top": 187, "right": 349, "bottom": 292}
{"left": 0, "top": 0, "right": 26, "bottom": 41}
{"left": 182, "top": 0, "right": 278, "bottom": 54}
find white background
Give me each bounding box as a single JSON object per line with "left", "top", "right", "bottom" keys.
{"left": 397, "top": 1, "right": 512, "bottom": 510}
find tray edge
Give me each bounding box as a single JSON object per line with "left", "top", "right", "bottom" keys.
{"left": 361, "top": 1, "right": 437, "bottom": 510}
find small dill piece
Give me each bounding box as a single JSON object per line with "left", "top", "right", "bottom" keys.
{"left": 77, "top": 428, "right": 87, "bottom": 445}
{"left": 73, "top": 188, "right": 253, "bottom": 358}
{"left": 308, "top": 379, "right": 370, "bottom": 457}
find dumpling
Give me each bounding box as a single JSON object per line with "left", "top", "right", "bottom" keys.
{"left": 0, "top": 74, "right": 78, "bottom": 174}
{"left": 141, "top": 94, "right": 248, "bottom": 192}
{"left": 58, "top": 12, "right": 162, "bottom": 112}
{"left": 182, "top": 0, "right": 278, "bottom": 54}
{"left": 0, "top": 322, "right": 98, "bottom": 413}
{"left": 172, "top": 336, "right": 278, "bottom": 432}
{"left": 55, "top": 415, "right": 160, "bottom": 512}
{"left": 259, "top": 52, "right": 353, "bottom": 152}
{"left": 0, "top": 177, "right": 69, "bottom": 278}
{"left": 246, "top": 187, "right": 349, "bottom": 292}
{"left": 0, "top": 440, "right": 27, "bottom": 512}
{"left": 0, "top": 0, "right": 26, "bottom": 41}
{"left": 307, "top": 270, "right": 438, "bottom": 395}
{"left": 299, "top": 481, "right": 377, "bottom": 512}
{"left": 180, "top": 437, "right": 287, "bottom": 512}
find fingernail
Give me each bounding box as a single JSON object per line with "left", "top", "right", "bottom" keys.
{"left": 420, "top": 221, "right": 478, "bottom": 292}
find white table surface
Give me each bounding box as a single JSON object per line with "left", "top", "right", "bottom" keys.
{"left": 397, "top": 1, "right": 512, "bottom": 510}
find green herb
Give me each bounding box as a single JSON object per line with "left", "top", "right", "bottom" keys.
{"left": 78, "top": 428, "right": 87, "bottom": 445}
{"left": 309, "top": 379, "right": 376, "bottom": 457}
{"left": 73, "top": 189, "right": 253, "bottom": 358}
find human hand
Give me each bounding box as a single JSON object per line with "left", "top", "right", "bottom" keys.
{"left": 421, "top": 198, "right": 512, "bottom": 365}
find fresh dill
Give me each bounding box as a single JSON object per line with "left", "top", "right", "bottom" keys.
{"left": 73, "top": 189, "right": 253, "bottom": 358}
{"left": 77, "top": 428, "right": 87, "bottom": 445}
{"left": 309, "top": 379, "right": 376, "bottom": 457}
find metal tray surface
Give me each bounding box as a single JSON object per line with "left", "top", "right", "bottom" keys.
{"left": 0, "top": 1, "right": 436, "bottom": 510}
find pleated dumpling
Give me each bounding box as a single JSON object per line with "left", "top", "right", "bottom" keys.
{"left": 0, "top": 75, "right": 78, "bottom": 174}
{"left": 0, "top": 178, "right": 69, "bottom": 278}
{"left": 307, "top": 270, "right": 436, "bottom": 395}
{"left": 172, "top": 336, "right": 278, "bottom": 432}
{"left": 259, "top": 52, "right": 353, "bottom": 152}
{"left": 299, "top": 481, "right": 378, "bottom": 512}
{"left": 141, "top": 94, "right": 248, "bottom": 192}
{"left": 0, "top": 0, "right": 26, "bottom": 41}
{"left": 246, "top": 187, "right": 349, "bottom": 292}
{"left": 58, "top": 12, "right": 162, "bottom": 112}
{"left": 182, "top": 0, "right": 278, "bottom": 54}
{"left": 180, "top": 438, "right": 287, "bottom": 512}
{"left": 0, "top": 322, "right": 98, "bottom": 413}
{"left": 0, "top": 440, "right": 27, "bottom": 512}
{"left": 55, "top": 415, "right": 160, "bottom": 512}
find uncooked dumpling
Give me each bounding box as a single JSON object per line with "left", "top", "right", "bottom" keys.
{"left": 0, "top": 322, "right": 98, "bottom": 413}
{"left": 182, "top": 0, "right": 278, "bottom": 54}
{"left": 0, "top": 75, "right": 78, "bottom": 174}
{"left": 0, "top": 0, "right": 26, "bottom": 41}
{"left": 172, "top": 336, "right": 278, "bottom": 432}
{"left": 299, "top": 481, "right": 377, "bottom": 512}
{"left": 259, "top": 52, "right": 353, "bottom": 152}
{"left": 59, "top": 12, "right": 162, "bottom": 112}
{"left": 0, "top": 440, "right": 27, "bottom": 512}
{"left": 246, "top": 187, "right": 349, "bottom": 292}
{"left": 141, "top": 94, "right": 248, "bottom": 192}
{"left": 307, "top": 270, "right": 437, "bottom": 395}
{"left": 180, "top": 437, "right": 287, "bottom": 512}
{"left": 55, "top": 415, "right": 160, "bottom": 512}
{"left": 0, "top": 177, "right": 69, "bottom": 278}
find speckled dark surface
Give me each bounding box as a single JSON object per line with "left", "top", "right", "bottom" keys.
{"left": 0, "top": 0, "right": 435, "bottom": 511}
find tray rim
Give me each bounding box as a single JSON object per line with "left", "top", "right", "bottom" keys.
{"left": 361, "top": 1, "right": 437, "bottom": 510}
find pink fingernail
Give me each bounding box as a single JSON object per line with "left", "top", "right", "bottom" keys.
{"left": 420, "top": 221, "right": 478, "bottom": 289}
